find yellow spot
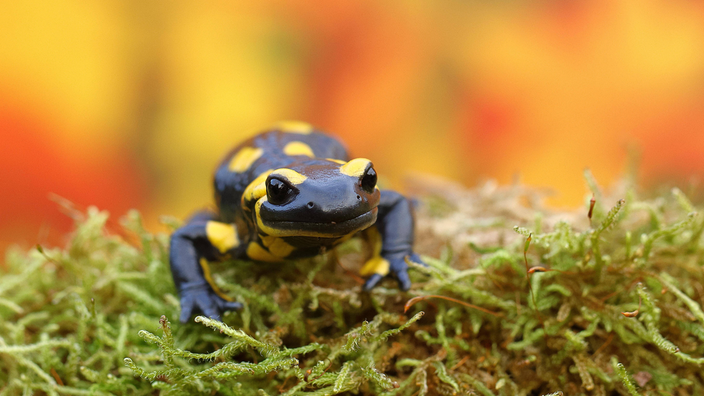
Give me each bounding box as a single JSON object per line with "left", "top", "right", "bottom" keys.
{"left": 206, "top": 221, "right": 239, "bottom": 253}
{"left": 260, "top": 235, "right": 296, "bottom": 258}
{"left": 228, "top": 147, "right": 263, "bottom": 172}
{"left": 241, "top": 170, "right": 273, "bottom": 209}
{"left": 283, "top": 141, "right": 315, "bottom": 158}
{"left": 326, "top": 158, "right": 346, "bottom": 165}
{"left": 255, "top": 199, "right": 284, "bottom": 236}
{"left": 246, "top": 242, "right": 283, "bottom": 262}
{"left": 360, "top": 256, "right": 390, "bottom": 277}
{"left": 199, "top": 258, "right": 234, "bottom": 301}
{"left": 271, "top": 168, "right": 308, "bottom": 185}
{"left": 274, "top": 121, "right": 313, "bottom": 134}
{"left": 340, "top": 158, "right": 371, "bottom": 178}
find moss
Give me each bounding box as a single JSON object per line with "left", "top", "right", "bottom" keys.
{"left": 2, "top": 178, "right": 704, "bottom": 395}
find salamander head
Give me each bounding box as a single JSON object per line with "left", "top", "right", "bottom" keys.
{"left": 245, "top": 158, "right": 380, "bottom": 238}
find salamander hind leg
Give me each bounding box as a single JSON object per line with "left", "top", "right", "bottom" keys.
{"left": 170, "top": 210, "right": 245, "bottom": 322}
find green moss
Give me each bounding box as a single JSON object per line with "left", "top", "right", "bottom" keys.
{"left": 2, "top": 179, "right": 704, "bottom": 395}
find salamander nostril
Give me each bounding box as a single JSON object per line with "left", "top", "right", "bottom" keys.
{"left": 356, "top": 195, "right": 361, "bottom": 200}
{"left": 307, "top": 202, "right": 315, "bottom": 209}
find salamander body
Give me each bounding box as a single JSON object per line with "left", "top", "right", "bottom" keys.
{"left": 170, "top": 121, "right": 422, "bottom": 322}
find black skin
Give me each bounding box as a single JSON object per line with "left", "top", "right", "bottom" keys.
{"left": 170, "top": 126, "right": 424, "bottom": 323}
{"left": 169, "top": 210, "right": 244, "bottom": 322}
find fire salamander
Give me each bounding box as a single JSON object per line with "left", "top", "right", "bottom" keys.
{"left": 170, "top": 121, "right": 424, "bottom": 322}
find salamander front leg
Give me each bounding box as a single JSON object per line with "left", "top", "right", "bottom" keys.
{"left": 361, "top": 190, "right": 425, "bottom": 291}
{"left": 170, "top": 212, "right": 244, "bottom": 322}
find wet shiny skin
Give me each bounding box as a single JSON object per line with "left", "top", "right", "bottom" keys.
{"left": 169, "top": 123, "right": 423, "bottom": 322}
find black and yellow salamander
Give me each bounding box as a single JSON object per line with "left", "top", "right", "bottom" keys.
{"left": 170, "top": 121, "right": 424, "bottom": 322}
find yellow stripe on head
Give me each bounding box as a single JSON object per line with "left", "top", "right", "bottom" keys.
{"left": 241, "top": 169, "right": 273, "bottom": 209}
{"left": 271, "top": 168, "right": 308, "bottom": 185}
{"left": 206, "top": 221, "right": 240, "bottom": 253}
{"left": 254, "top": 198, "right": 285, "bottom": 237}
{"left": 283, "top": 141, "right": 315, "bottom": 158}
{"left": 228, "top": 147, "right": 263, "bottom": 172}
{"left": 274, "top": 121, "right": 313, "bottom": 134}
{"left": 326, "top": 158, "right": 346, "bottom": 165}
{"left": 340, "top": 158, "right": 371, "bottom": 178}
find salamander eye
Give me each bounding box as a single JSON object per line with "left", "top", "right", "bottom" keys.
{"left": 266, "top": 177, "right": 295, "bottom": 205}
{"left": 360, "top": 166, "right": 377, "bottom": 192}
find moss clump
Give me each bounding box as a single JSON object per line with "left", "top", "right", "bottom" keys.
{"left": 2, "top": 177, "right": 704, "bottom": 395}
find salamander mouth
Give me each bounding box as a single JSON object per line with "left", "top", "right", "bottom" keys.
{"left": 258, "top": 207, "right": 378, "bottom": 238}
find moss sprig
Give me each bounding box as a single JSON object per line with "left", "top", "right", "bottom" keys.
{"left": 3, "top": 180, "right": 704, "bottom": 395}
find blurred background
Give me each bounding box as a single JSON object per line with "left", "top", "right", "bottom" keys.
{"left": 2, "top": 0, "right": 704, "bottom": 250}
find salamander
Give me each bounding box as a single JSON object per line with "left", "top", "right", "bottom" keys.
{"left": 169, "top": 121, "right": 423, "bottom": 322}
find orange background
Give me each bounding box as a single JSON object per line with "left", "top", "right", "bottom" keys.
{"left": 2, "top": 1, "right": 704, "bottom": 250}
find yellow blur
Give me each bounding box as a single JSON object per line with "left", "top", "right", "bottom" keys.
{"left": 2, "top": 1, "right": 704, "bottom": 246}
